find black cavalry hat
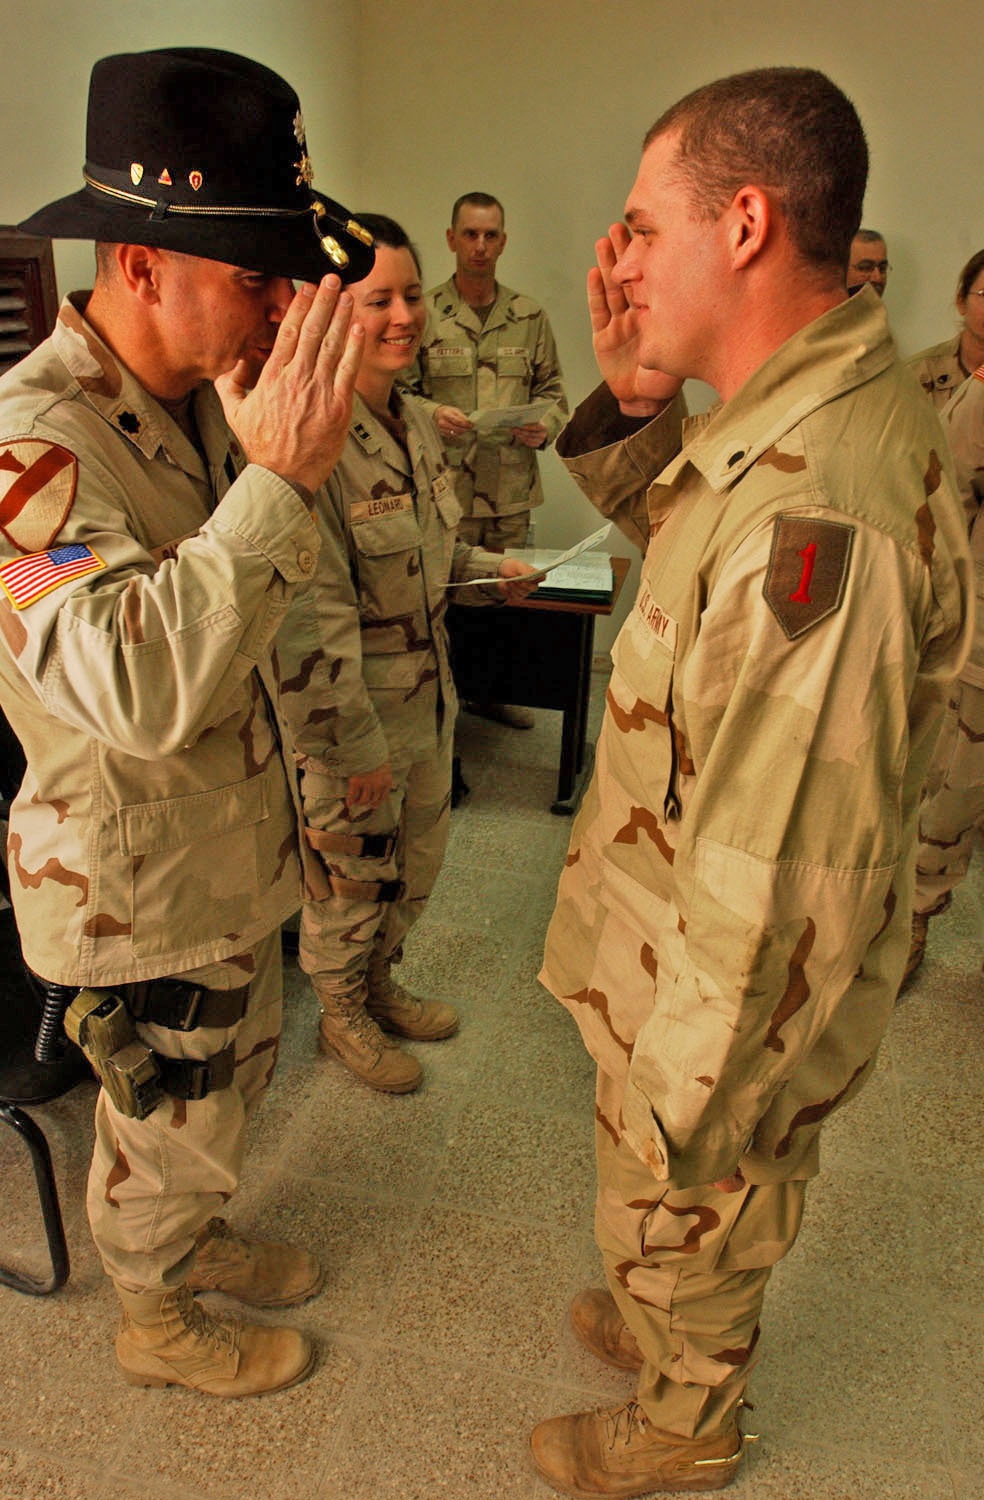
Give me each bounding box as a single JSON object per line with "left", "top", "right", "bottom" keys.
{"left": 18, "top": 47, "right": 375, "bottom": 285}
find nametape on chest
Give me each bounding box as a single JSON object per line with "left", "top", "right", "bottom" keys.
{"left": 0, "top": 439, "right": 79, "bottom": 553}
{"left": 763, "top": 516, "right": 855, "bottom": 640}
{"left": 627, "top": 581, "right": 678, "bottom": 658}
{"left": 0, "top": 542, "right": 105, "bottom": 609}
{"left": 350, "top": 492, "right": 414, "bottom": 524}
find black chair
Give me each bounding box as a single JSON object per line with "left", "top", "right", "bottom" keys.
{"left": 0, "top": 899, "right": 91, "bottom": 1295}
{"left": 0, "top": 714, "right": 91, "bottom": 1295}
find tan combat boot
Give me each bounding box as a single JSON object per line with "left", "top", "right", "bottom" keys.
{"left": 899, "top": 911, "right": 930, "bottom": 992}
{"left": 365, "top": 951, "right": 460, "bottom": 1041}
{"left": 114, "top": 1284, "right": 315, "bottom": 1397}
{"left": 530, "top": 1399, "right": 745, "bottom": 1497}
{"left": 187, "top": 1217, "right": 324, "bottom": 1307}
{"left": 316, "top": 985, "right": 422, "bottom": 1093}
{"left": 570, "top": 1287, "right": 643, "bottom": 1372}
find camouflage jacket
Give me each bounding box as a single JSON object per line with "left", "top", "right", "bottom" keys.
{"left": 941, "top": 366, "right": 984, "bottom": 684}
{"left": 907, "top": 334, "right": 970, "bottom": 412}
{"left": 279, "top": 390, "right": 503, "bottom": 778}
{"left": 0, "top": 296, "right": 319, "bottom": 985}
{"left": 541, "top": 291, "right": 972, "bottom": 1190}
{"left": 412, "top": 278, "right": 568, "bottom": 519}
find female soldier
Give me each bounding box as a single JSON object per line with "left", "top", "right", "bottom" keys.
{"left": 908, "top": 248, "right": 984, "bottom": 410}
{"left": 280, "top": 215, "right": 536, "bottom": 1092}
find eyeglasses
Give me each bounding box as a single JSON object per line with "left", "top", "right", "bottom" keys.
{"left": 851, "top": 260, "right": 891, "bottom": 275}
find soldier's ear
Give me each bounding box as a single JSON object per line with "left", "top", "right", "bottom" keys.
{"left": 116, "top": 244, "right": 165, "bottom": 304}
{"left": 446, "top": 227, "right": 457, "bottom": 253}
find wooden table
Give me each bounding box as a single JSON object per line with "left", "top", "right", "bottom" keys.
{"left": 448, "top": 554, "right": 630, "bottom": 814}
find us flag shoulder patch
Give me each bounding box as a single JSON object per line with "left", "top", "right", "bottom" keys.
{"left": 0, "top": 543, "right": 105, "bottom": 610}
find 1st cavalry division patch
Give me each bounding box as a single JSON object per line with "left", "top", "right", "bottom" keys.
{"left": 0, "top": 440, "right": 79, "bottom": 553}
{"left": 763, "top": 515, "right": 855, "bottom": 640}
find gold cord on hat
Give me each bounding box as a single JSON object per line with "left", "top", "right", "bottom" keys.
{"left": 83, "top": 171, "right": 373, "bottom": 267}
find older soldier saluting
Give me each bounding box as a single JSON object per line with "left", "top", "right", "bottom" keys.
{"left": 530, "top": 68, "right": 971, "bottom": 1496}
{"left": 0, "top": 48, "right": 370, "bottom": 1397}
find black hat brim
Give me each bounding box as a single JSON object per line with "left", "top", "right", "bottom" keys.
{"left": 19, "top": 184, "right": 375, "bottom": 286}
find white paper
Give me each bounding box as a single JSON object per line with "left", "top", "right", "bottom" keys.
{"left": 467, "top": 399, "right": 556, "bottom": 434}
{"left": 446, "top": 522, "right": 612, "bottom": 588}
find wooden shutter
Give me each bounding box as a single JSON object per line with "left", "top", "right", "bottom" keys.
{"left": 0, "top": 228, "right": 58, "bottom": 377}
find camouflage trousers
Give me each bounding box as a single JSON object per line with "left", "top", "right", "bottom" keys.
{"left": 299, "top": 735, "right": 453, "bottom": 999}
{"left": 457, "top": 512, "right": 530, "bottom": 551}
{"left": 87, "top": 929, "right": 282, "bottom": 1293}
{"left": 913, "top": 679, "right": 984, "bottom": 917}
{"left": 594, "top": 1068, "right": 807, "bottom": 1440}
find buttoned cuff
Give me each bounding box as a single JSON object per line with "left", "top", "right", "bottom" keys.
{"left": 213, "top": 464, "right": 321, "bottom": 583}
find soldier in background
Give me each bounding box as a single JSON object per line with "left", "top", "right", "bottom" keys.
{"left": 280, "top": 215, "right": 536, "bottom": 1094}
{"left": 0, "top": 48, "right": 369, "bottom": 1396}
{"left": 908, "top": 248, "right": 984, "bottom": 410}
{"left": 529, "top": 68, "right": 970, "bottom": 1497}
{"left": 413, "top": 192, "right": 567, "bottom": 729}
{"left": 846, "top": 226, "right": 890, "bottom": 296}
{"left": 904, "top": 364, "right": 984, "bottom": 982}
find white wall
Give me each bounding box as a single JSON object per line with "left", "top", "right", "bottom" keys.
{"left": 356, "top": 0, "right": 984, "bottom": 644}
{"left": 2, "top": 0, "right": 362, "bottom": 298}
{"left": 5, "top": 0, "right": 983, "bottom": 646}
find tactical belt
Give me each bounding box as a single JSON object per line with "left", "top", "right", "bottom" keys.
{"left": 305, "top": 826, "right": 398, "bottom": 860}
{"left": 153, "top": 1042, "right": 237, "bottom": 1101}
{"left": 120, "top": 978, "right": 251, "bottom": 1031}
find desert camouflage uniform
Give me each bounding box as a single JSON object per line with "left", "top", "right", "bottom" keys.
{"left": 0, "top": 295, "right": 320, "bottom": 1292}
{"left": 540, "top": 291, "right": 972, "bottom": 1439}
{"left": 280, "top": 390, "right": 502, "bottom": 1001}
{"left": 907, "top": 333, "right": 970, "bottom": 412}
{"left": 414, "top": 278, "right": 567, "bottom": 547}
{"left": 911, "top": 366, "right": 984, "bottom": 919}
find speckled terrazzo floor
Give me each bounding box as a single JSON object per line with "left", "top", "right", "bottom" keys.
{"left": 0, "top": 669, "right": 981, "bottom": 1500}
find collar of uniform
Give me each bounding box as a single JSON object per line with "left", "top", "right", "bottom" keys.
{"left": 53, "top": 294, "right": 192, "bottom": 465}
{"left": 349, "top": 391, "right": 413, "bottom": 474}
{"left": 682, "top": 290, "right": 896, "bottom": 494}
{"left": 432, "top": 276, "right": 512, "bottom": 332}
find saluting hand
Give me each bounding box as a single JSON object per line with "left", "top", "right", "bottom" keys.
{"left": 588, "top": 223, "right": 682, "bottom": 414}
{"left": 216, "top": 275, "right": 364, "bottom": 497}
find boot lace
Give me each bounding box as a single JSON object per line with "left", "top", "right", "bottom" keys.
{"left": 604, "top": 1400, "right": 648, "bottom": 1451}
{"left": 176, "top": 1286, "right": 237, "bottom": 1351}
{"left": 322, "top": 1000, "right": 390, "bottom": 1053}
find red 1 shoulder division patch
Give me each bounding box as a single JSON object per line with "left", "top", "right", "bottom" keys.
{"left": 0, "top": 439, "right": 79, "bottom": 554}
{"left": 763, "top": 515, "right": 855, "bottom": 641}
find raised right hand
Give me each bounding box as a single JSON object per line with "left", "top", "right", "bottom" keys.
{"left": 588, "top": 223, "right": 682, "bottom": 413}
{"left": 216, "top": 276, "right": 364, "bottom": 496}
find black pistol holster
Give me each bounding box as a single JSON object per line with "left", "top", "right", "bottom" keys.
{"left": 58, "top": 976, "right": 249, "bottom": 1119}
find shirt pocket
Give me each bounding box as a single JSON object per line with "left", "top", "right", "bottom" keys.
{"left": 608, "top": 628, "right": 681, "bottom": 822}
{"left": 118, "top": 773, "right": 269, "bottom": 959}
{"left": 496, "top": 347, "right": 531, "bottom": 380}
{"left": 432, "top": 472, "right": 463, "bottom": 532}
{"left": 351, "top": 503, "right": 425, "bottom": 646}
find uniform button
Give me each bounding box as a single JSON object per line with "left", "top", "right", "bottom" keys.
{"left": 297, "top": 549, "right": 316, "bottom": 575}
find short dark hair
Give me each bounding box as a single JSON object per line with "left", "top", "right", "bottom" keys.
{"left": 853, "top": 228, "right": 886, "bottom": 245}
{"left": 353, "top": 213, "right": 423, "bottom": 279}
{"left": 644, "top": 67, "right": 867, "bottom": 275}
{"left": 450, "top": 192, "right": 504, "bottom": 229}
{"left": 957, "top": 248, "right": 984, "bottom": 302}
